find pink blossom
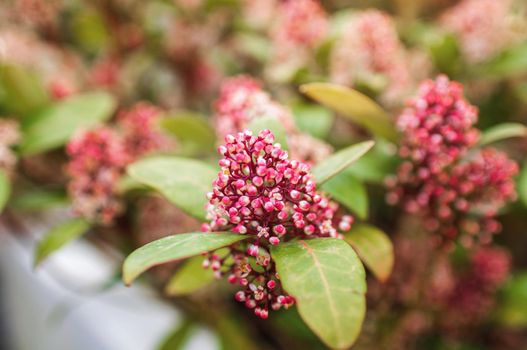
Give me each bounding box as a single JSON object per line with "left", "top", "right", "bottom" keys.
{"left": 330, "top": 10, "right": 412, "bottom": 105}
{"left": 441, "top": 0, "right": 525, "bottom": 64}
{"left": 387, "top": 76, "right": 518, "bottom": 246}
{"left": 66, "top": 127, "right": 128, "bottom": 224}
{"left": 117, "top": 102, "right": 172, "bottom": 159}
{"left": 214, "top": 75, "right": 294, "bottom": 138}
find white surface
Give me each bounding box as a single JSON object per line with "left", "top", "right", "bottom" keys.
{"left": 0, "top": 214, "right": 218, "bottom": 350}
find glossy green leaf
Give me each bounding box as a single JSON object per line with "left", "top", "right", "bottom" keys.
{"left": 19, "top": 91, "right": 117, "bottom": 155}
{"left": 344, "top": 224, "right": 394, "bottom": 282}
{"left": 0, "top": 170, "right": 10, "bottom": 213}
{"left": 300, "top": 83, "right": 397, "bottom": 142}
{"left": 292, "top": 103, "right": 334, "bottom": 139}
{"left": 127, "top": 156, "right": 217, "bottom": 221}
{"left": 0, "top": 64, "right": 49, "bottom": 116}
{"left": 165, "top": 255, "right": 215, "bottom": 296}
{"left": 517, "top": 162, "right": 527, "bottom": 208}
{"left": 34, "top": 218, "right": 91, "bottom": 266}
{"left": 478, "top": 123, "right": 527, "bottom": 146}
{"left": 123, "top": 232, "right": 248, "bottom": 285}
{"left": 312, "top": 140, "right": 375, "bottom": 185}
{"left": 271, "top": 239, "right": 366, "bottom": 349}
{"left": 10, "top": 189, "right": 68, "bottom": 211}
{"left": 161, "top": 112, "right": 216, "bottom": 154}
{"left": 321, "top": 170, "right": 368, "bottom": 219}
{"left": 247, "top": 116, "right": 288, "bottom": 150}
{"left": 497, "top": 273, "right": 527, "bottom": 327}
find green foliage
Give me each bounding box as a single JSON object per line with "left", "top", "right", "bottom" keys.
{"left": 344, "top": 224, "right": 394, "bottom": 282}
{"left": 271, "top": 238, "right": 366, "bottom": 349}
{"left": 344, "top": 140, "right": 399, "bottom": 184}
{"left": 71, "top": 9, "right": 110, "bottom": 54}
{"left": 34, "top": 218, "right": 91, "bottom": 266}
{"left": 157, "top": 320, "right": 195, "bottom": 350}
{"left": 0, "top": 170, "right": 10, "bottom": 213}
{"left": 321, "top": 170, "right": 368, "bottom": 219}
{"left": 517, "top": 162, "right": 527, "bottom": 208}
{"left": 19, "top": 91, "right": 117, "bottom": 155}
{"left": 127, "top": 156, "right": 217, "bottom": 221}
{"left": 478, "top": 123, "right": 527, "bottom": 146}
{"left": 292, "top": 102, "right": 334, "bottom": 139}
{"left": 300, "top": 83, "right": 397, "bottom": 142}
{"left": 122, "top": 232, "right": 248, "bottom": 285}
{"left": 165, "top": 255, "right": 215, "bottom": 296}
{"left": 312, "top": 140, "right": 374, "bottom": 185}
{"left": 0, "top": 64, "right": 49, "bottom": 116}
{"left": 10, "top": 189, "right": 68, "bottom": 211}
{"left": 161, "top": 111, "right": 216, "bottom": 155}
{"left": 497, "top": 273, "right": 527, "bottom": 327}
{"left": 476, "top": 42, "right": 527, "bottom": 78}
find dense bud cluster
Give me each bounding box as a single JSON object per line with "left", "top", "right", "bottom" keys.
{"left": 0, "top": 119, "right": 21, "bottom": 175}
{"left": 66, "top": 103, "right": 170, "bottom": 224}
{"left": 66, "top": 127, "right": 128, "bottom": 224}
{"left": 214, "top": 75, "right": 293, "bottom": 138}
{"left": 118, "top": 102, "right": 171, "bottom": 159}
{"left": 330, "top": 10, "right": 411, "bottom": 105}
{"left": 214, "top": 75, "right": 331, "bottom": 164}
{"left": 202, "top": 129, "right": 351, "bottom": 318}
{"left": 387, "top": 76, "right": 518, "bottom": 246}
{"left": 441, "top": 0, "right": 526, "bottom": 64}
{"left": 441, "top": 247, "right": 511, "bottom": 329}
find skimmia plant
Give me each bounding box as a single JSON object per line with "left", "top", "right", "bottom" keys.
{"left": 123, "top": 129, "right": 376, "bottom": 349}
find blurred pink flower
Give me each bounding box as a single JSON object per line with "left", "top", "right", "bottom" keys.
{"left": 66, "top": 127, "right": 128, "bottom": 224}
{"left": 330, "top": 9, "right": 412, "bottom": 105}
{"left": 441, "top": 0, "right": 525, "bottom": 63}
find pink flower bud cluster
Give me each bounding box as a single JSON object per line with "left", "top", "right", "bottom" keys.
{"left": 387, "top": 76, "right": 518, "bottom": 246}
{"left": 214, "top": 75, "right": 331, "bottom": 164}
{"left": 202, "top": 129, "right": 351, "bottom": 318}
{"left": 117, "top": 102, "right": 171, "bottom": 159}
{"left": 0, "top": 119, "right": 21, "bottom": 175}
{"left": 440, "top": 0, "right": 525, "bottom": 64}
{"left": 66, "top": 102, "right": 171, "bottom": 224}
{"left": 66, "top": 127, "right": 129, "bottom": 225}
{"left": 214, "top": 75, "right": 294, "bottom": 138}
{"left": 442, "top": 247, "right": 511, "bottom": 328}
{"left": 272, "top": 0, "right": 327, "bottom": 49}
{"left": 329, "top": 10, "right": 412, "bottom": 105}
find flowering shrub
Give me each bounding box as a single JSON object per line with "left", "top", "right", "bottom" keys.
{"left": 0, "top": 1, "right": 526, "bottom": 349}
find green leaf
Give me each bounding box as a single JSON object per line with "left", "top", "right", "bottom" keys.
{"left": 127, "top": 156, "right": 217, "bottom": 221}
{"left": 292, "top": 103, "right": 334, "bottom": 139}
{"left": 71, "top": 10, "right": 110, "bottom": 54}
{"left": 271, "top": 239, "right": 366, "bottom": 349}
{"left": 344, "top": 140, "right": 399, "bottom": 184}
{"left": 161, "top": 111, "right": 216, "bottom": 155}
{"left": 0, "top": 64, "right": 49, "bottom": 116}
{"left": 165, "top": 255, "right": 215, "bottom": 296}
{"left": 123, "top": 232, "right": 248, "bottom": 285}
{"left": 247, "top": 116, "right": 288, "bottom": 150}
{"left": 19, "top": 91, "right": 117, "bottom": 155}
{"left": 517, "top": 162, "right": 527, "bottom": 208}
{"left": 477, "top": 42, "right": 527, "bottom": 78}
{"left": 343, "top": 224, "right": 394, "bottom": 282}
{"left": 300, "top": 83, "right": 397, "bottom": 142}
{"left": 321, "top": 170, "right": 368, "bottom": 219}
{"left": 497, "top": 273, "right": 527, "bottom": 327}
{"left": 312, "top": 140, "right": 375, "bottom": 185}
{"left": 34, "top": 218, "right": 91, "bottom": 266}
{"left": 10, "top": 189, "right": 68, "bottom": 211}
{"left": 0, "top": 170, "right": 10, "bottom": 213}
{"left": 478, "top": 123, "right": 527, "bottom": 146}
